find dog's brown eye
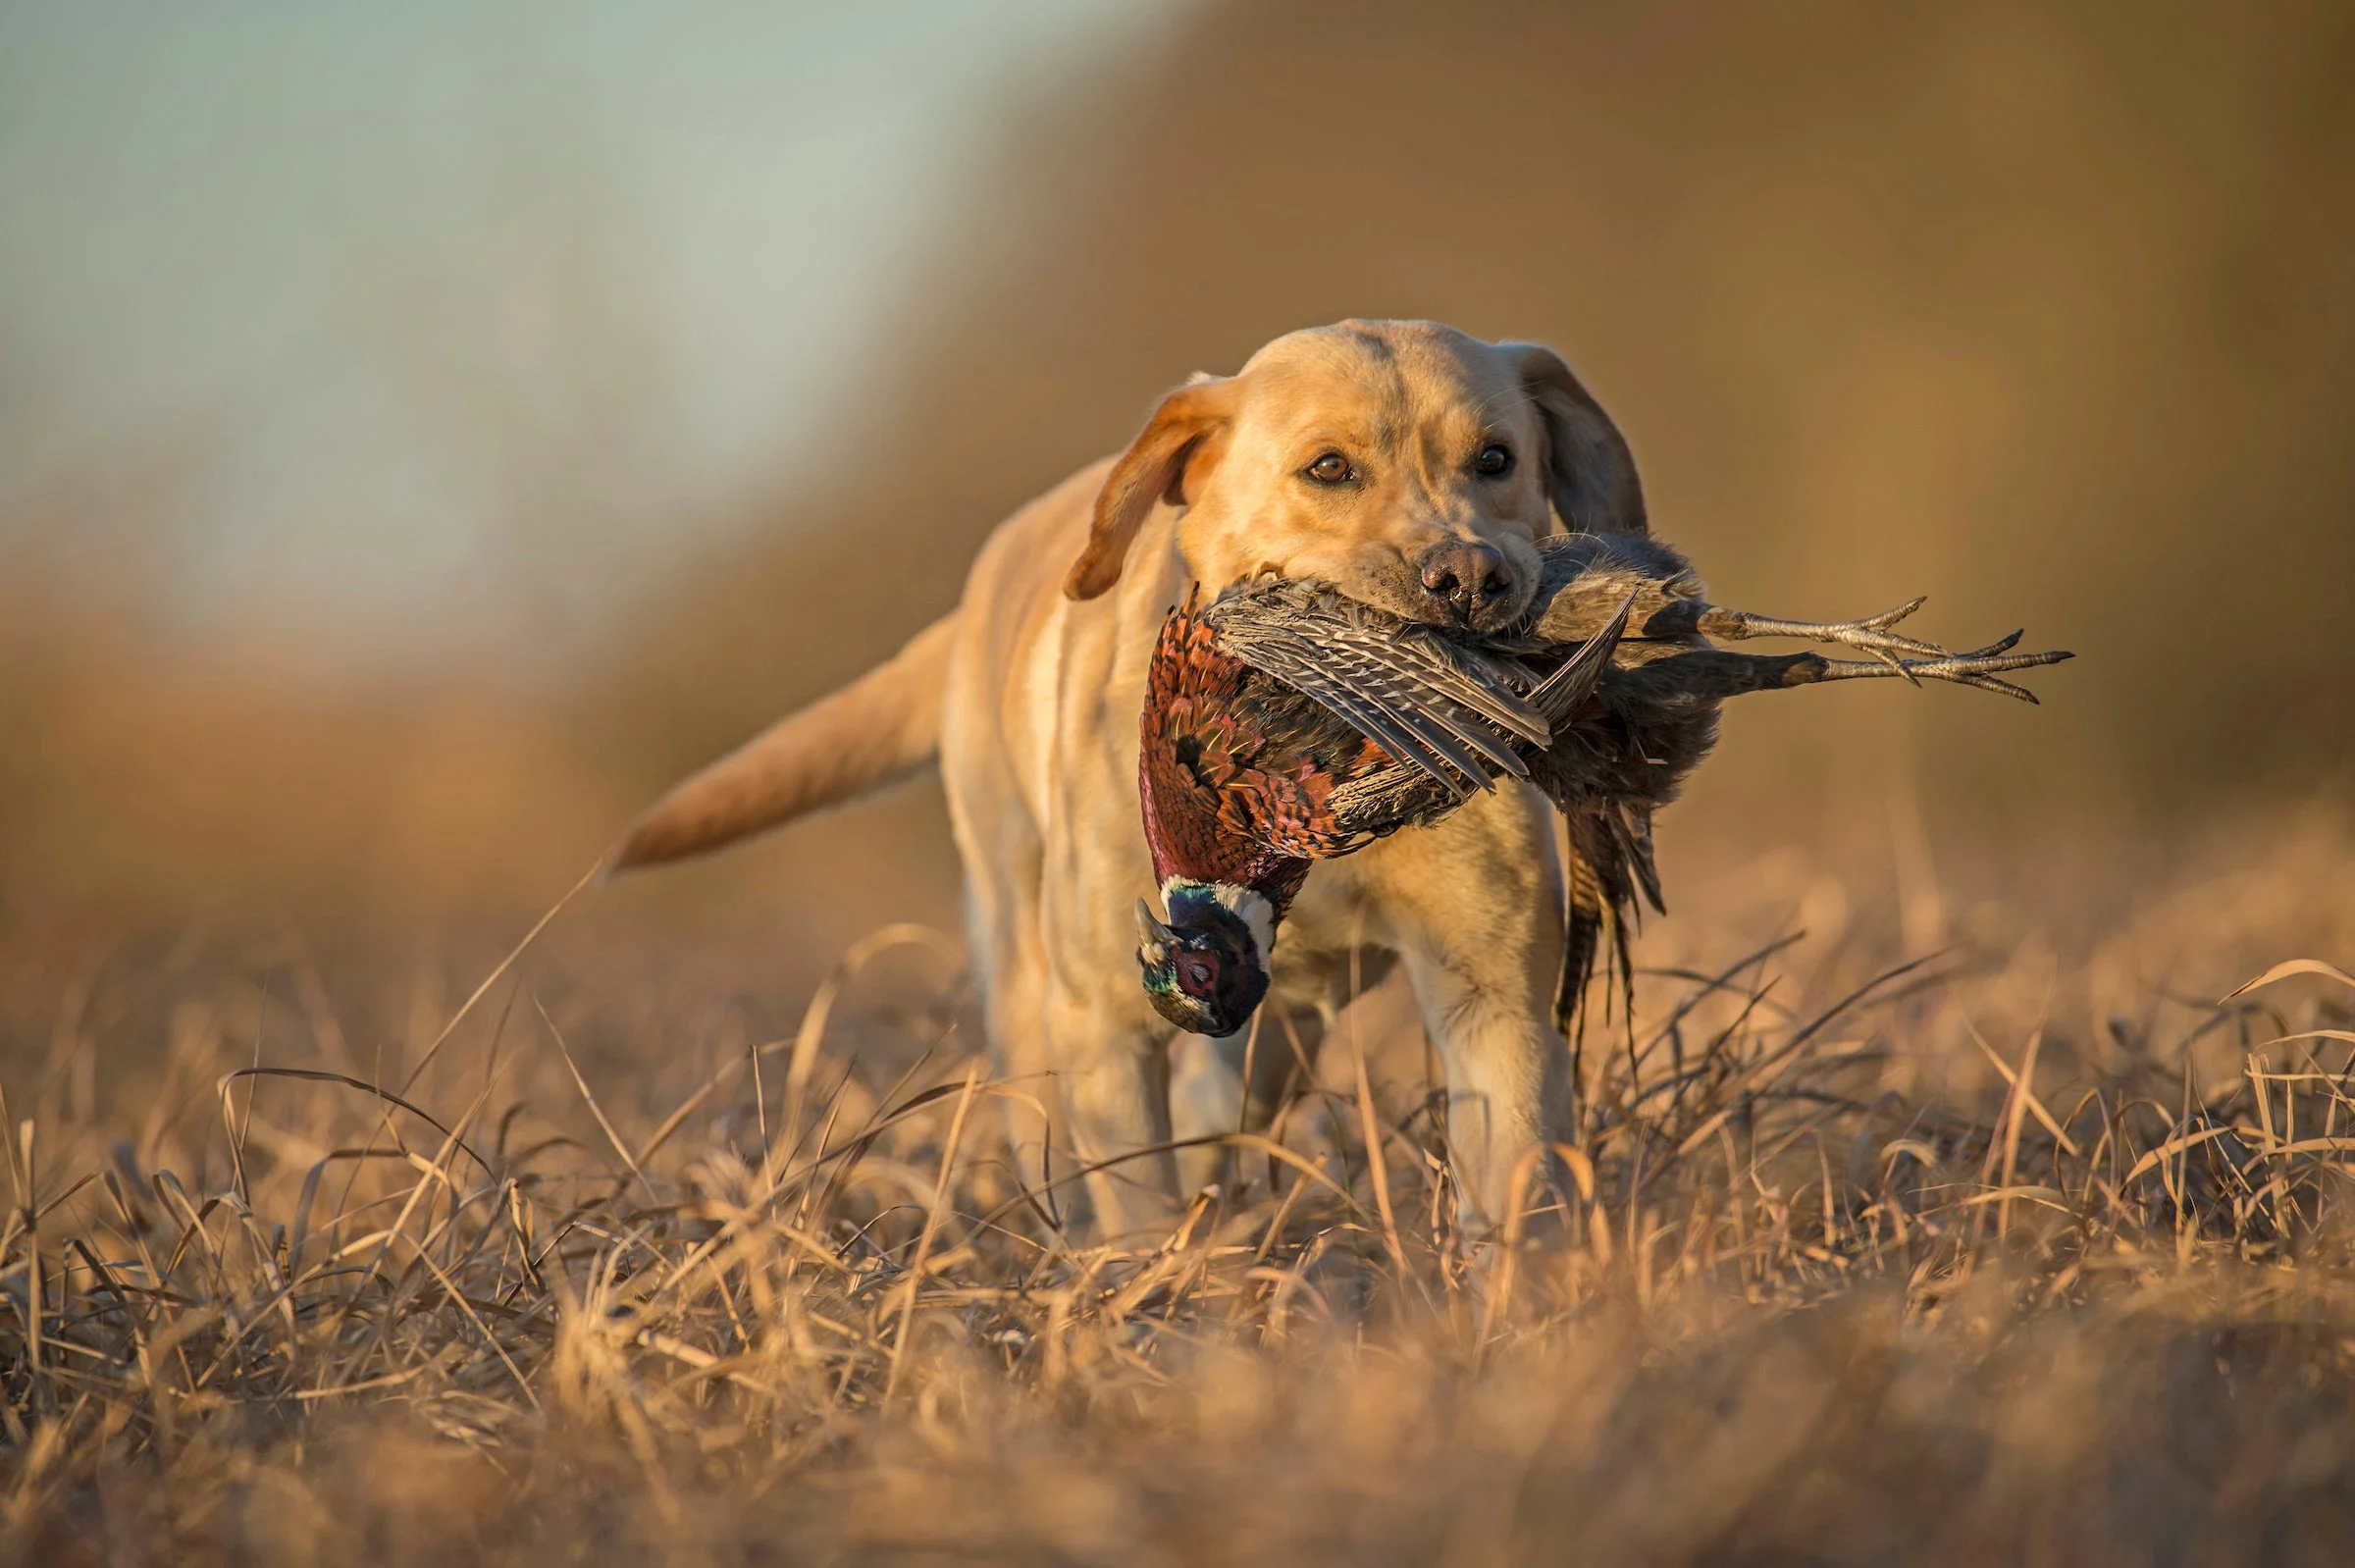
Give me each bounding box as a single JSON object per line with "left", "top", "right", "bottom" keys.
{"left": 1474, "top": 444, "right": 1514, "bottom": 478}
{"left": 1303, "top": 452, "right": 1353, "bottom": 486}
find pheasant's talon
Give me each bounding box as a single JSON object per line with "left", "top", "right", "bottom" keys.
{"left": 1950, "top": 629, "right": 2026, "bottom": 659}
{"left": 1860, "top": 595, "right": 1928, "bottom": 631}
{"left": 1808, "top": 644, "right": 2071, "bottom": 703}
{"left": 1709, "top": 602, "right": 1952, "bottom": 660}
{"left": 1864, "top": 645, "right": 1920, "bottom": 685}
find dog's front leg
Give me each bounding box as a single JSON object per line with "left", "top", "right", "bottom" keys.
{"left": 1168, "top": 1015, "right": 1308, "bottom": 1196}
{"left": 1358, "top": 783, "right": 1573, "bottom": 1235}
{"left": 1043, "top": 978, "right": 1186, "bottom": 1241}
{"left": 1169, "top": 1030, "right": 1244, "bottom": 1198}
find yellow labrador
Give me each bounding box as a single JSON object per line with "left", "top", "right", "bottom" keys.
{"left": 614, "top": 320, "right": 1646, "bottom": 1237}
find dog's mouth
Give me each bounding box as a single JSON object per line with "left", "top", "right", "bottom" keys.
{"left": 1346, "top": 550, "right": 1541, "bottom": 637}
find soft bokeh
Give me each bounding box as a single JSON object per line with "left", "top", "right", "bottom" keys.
{"left": 5, "top": 1, "right": 2350, "bottom": 952}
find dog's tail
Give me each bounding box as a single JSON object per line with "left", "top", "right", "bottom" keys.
{"left": 604, "top": 610, "right": 958, "bottom": 875}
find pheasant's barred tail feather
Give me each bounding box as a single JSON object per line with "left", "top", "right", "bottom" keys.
{"left": 1560, "top": 822, "right": 1607, "bottom": 1039}
{"left": 1557, "top": 799, "right": 1664, "bottom": 1040}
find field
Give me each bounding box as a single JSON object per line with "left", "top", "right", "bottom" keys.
{"left": 7, "top": 802, "right": 2355, "bottom": 1565}
{"left": 5, "top": 9, "right": 2349, "bottom": 1560}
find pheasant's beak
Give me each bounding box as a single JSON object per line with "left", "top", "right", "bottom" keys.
{"left": 1135, "top": 898, "right": 1175, "bottom": 966}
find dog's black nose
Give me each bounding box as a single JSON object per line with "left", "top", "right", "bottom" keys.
{"left": 1417, "top": 540, "right": 1512, "bottom": 623}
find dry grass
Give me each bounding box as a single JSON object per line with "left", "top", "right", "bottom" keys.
{"left": 7, "top": 811, "right": 2355, "bottom": 1565}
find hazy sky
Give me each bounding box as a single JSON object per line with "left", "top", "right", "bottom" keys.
{"left": 0, "top": 2, "right": 1168, "bottom": 664}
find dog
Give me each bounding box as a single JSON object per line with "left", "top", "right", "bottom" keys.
{"left": 611, "top": 320, "right": 1648, "bottom": 1238}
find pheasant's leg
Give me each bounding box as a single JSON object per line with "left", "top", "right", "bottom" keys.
{"left": 1695, "top": 597, "right": 1947, "bottom": 665}
{"left": 1688, "top": 599, "right": 2076, "bottom": 695}
{"left": 1354, "top": 781, "right": 1573, "bottom": 1236}
{"left": 1789, "top": 637, "right": 2074, "bottom": 703}
{"left": 1612, "top": 641, "right": 2072, "bottom": 706}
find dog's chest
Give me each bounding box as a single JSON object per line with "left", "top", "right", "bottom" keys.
{"left": 1250, "top": 860, "right": 1388, "bottom": 1015}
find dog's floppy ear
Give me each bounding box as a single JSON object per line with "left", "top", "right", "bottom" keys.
{"left": 1510, "top": 343, "right": 1648, "bottom": 537}
{"left": 1066, "top": 374, "right": 1235, "bottom": 600}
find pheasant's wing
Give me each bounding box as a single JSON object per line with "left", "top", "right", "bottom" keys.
{"left": 1527, "top": 592, "right": 1634, "bottom": 729}
{"left": 1264, "top": 585, "right": 1550, "bottom": 740}
{"left": 1314, "top": 601, "right": 1628, "bottom": 857}
{"left": 1214, "top": 620, "right": 1527, "bottom": 788}
{"left": 1222, "top": 636, "right": 1504, "bottom": 798}
{"left": 1203, "top": 582, "right": 1548, "bottom": 795}
{"left": 1204, "top": 584, "right": 1637, "bottom": 862}
{"left": 1319, "top": 758, "right": 1456, "bottom": 843}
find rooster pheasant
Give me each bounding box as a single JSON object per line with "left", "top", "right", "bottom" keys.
{"left": 1135, "top": 531, "right": 2070, "bottom": 1037}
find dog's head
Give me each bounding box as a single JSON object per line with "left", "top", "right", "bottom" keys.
{"left": 1065, "top": 320, "right": 1645, "bottom": 631}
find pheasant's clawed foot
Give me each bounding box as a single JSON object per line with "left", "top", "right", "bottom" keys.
{"left": 1698, "top": 596, "right": 1955, "bottom": 681}
{"left": 1694, "top": 596, "right": 2074, "bottom": 700}
{"left": 1798, "top": 639, "right": 2074, "bottom": 703}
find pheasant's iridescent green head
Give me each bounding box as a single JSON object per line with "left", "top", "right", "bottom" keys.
{"left": 1134, "top": 882, "right": 1274, "bottom": 1037}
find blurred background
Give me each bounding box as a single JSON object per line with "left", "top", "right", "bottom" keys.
{"left": 4, "top": 0, "right": 2350, "bottom": 996}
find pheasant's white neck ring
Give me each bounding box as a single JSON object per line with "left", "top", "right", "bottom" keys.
{"left": 1162, "top": 878, "right": 1277, "bottom": 957}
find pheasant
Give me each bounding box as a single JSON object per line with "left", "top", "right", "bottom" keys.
{"left": 1134, "top": 579, "right": 1626, "bottom": 1035}
{"left": 1134, "top": 531, "right": 2071, "bottom": 1037}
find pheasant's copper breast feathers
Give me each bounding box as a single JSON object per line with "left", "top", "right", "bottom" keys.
{"left": 1139, "top": 596, "right": 1392, "bottom": 908}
